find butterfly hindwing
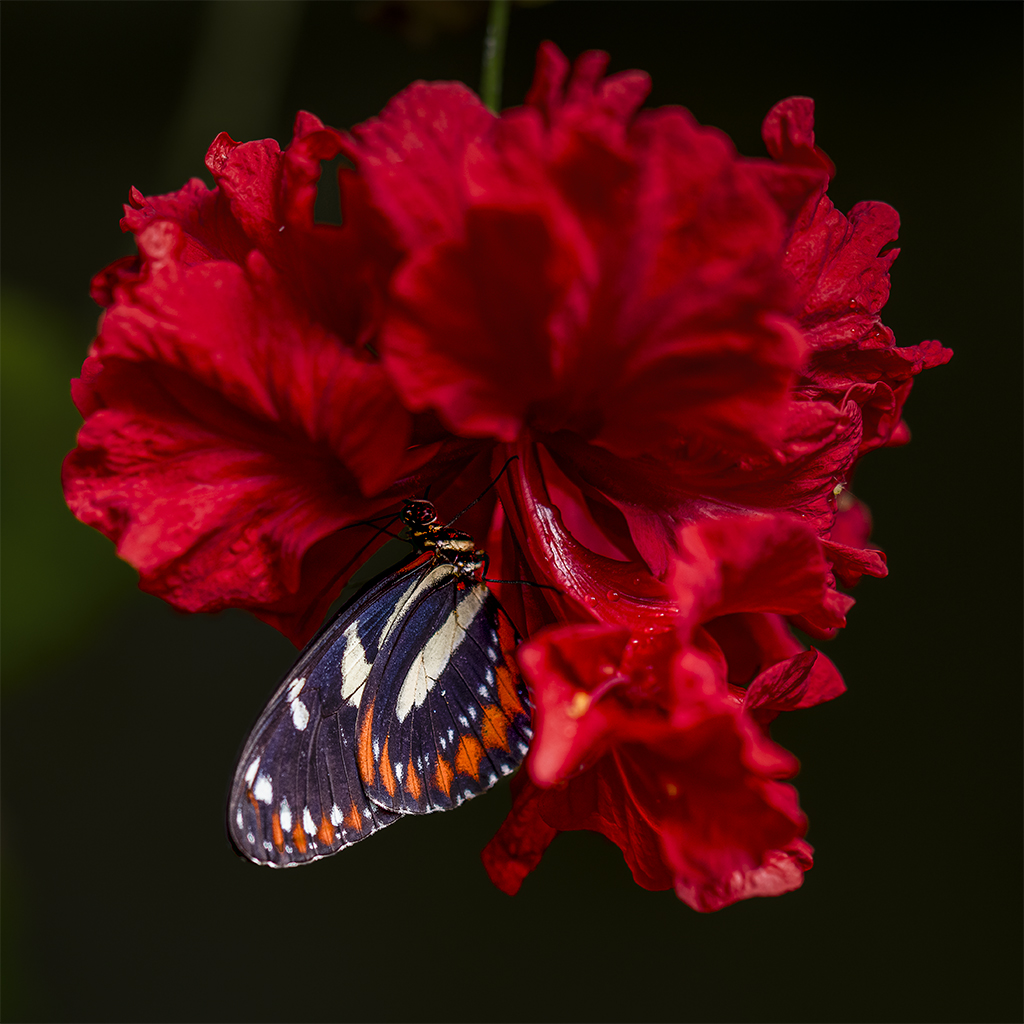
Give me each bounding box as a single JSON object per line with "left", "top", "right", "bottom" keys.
{"left": 357, "top": 565, "right": 533, "bottom": 814}
{"left": 227, "top": 561, "right": 432, "bottom": 865}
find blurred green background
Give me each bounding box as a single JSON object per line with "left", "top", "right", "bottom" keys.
{"left": 1, "top": 3, "right": 1020, "bottom": 1021}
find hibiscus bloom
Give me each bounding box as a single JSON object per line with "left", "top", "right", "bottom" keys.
{"left": 62, "top": 43, "right": 950, "bottom": 909}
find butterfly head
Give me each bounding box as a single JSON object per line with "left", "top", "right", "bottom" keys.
{"left": 401, "top": 499, "right": 438, "bottom": 529}
{"left": 401, "top": 498, "right": 480, "bottom": 571}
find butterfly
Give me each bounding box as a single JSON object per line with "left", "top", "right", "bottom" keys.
{"left": 228, "top": 497, "right": 533, "bottom": 866}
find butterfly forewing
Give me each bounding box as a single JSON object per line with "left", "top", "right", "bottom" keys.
{"left": 357, "top": 567, "right": 533, "bottom": 814}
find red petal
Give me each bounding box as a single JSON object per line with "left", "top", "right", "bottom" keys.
{"left": 345, "top": 82, "right": 494, "bottom": 251}
{"left": 538, "top": 753, "right": 675, "bottom": 891}
{"left": 671, "top": 514, "right": 845, "bottom": 636}
{"left": 761, "top": 97, "right": 835, "bottom": 178}
{"left": 63, "top": 359, "right": 401, "bottom": 646}
{"left": 519, "top": 625, "right": 628, "bottom": 786}
{"left": 744, "top": 647, "right": 846, "bottom": 713}
{"left": 526, "top": 43, "right": 651, "bottom": 129}
{"left": 673, "top": 838, "right": 813, "bottom": 912}
{"left": 383, "top": 206, "right": 579, "bottom": 440}
{"left": 122, "top": 113, "right": 400, "bottom": 350}
{"left": 481, "top": 775, "right": 559, "bottom": 896}
{"left": 785, "top": 195, "right": 953, "bottom": 454}
{"left": 641, "top": 729, "right": 807, "bottom": 911}
{"left": 497, "top": 440, "right": 674, "bottom": 627}
{"left": 822, "top": 539, "right": 887, "bottom": 586}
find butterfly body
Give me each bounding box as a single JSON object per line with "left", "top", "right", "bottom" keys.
{"left": 228, "top": 500, "right": 533, "bottom": 867}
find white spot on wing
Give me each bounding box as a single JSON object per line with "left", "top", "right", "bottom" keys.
{"left": 330, "top": 803, "right": 343, "bottom": 826}
{"left": 243, "top": 757, "right": 261, "bottom": 785}
{"left": 303, "top": 807, "right": 316, "bottom": 835}
{"left": 291, "top": 699, "right": 309, "bottom": 730}
{"left": 340, "top": 622, "right": 372, "bottom": 706}
{"left": 279, "top": 798, "right": 292, "bottom": 833}
{"left": 381, "top": 566, "right": 455, "bottom": 649}
{"left": 253, "top": 774, "right": 273, "bottom": 804}
{"left": 287, "top": 677, "right": 306, "bottom": 701}
{"left": 394, "top": 582, "right": 487, "bottom": 722}
{"left": 236, "top": 808, "right": 243, "bottom": 828}
{"left": 394, "top": 762, "right": 404, "bottom": 782}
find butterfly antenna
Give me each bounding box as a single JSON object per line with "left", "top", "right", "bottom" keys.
{"left": 479, "top": 548, "right": 561, "bottom": 592}
{"left": 334, "top": 511, "right": 403, "bottom": 532}
{"left": 482, "top": 577, "right": 562, "bottom": 592}
{"left": 443, "top": 455, "right": 519, "bottom": 529}
{"left": 307, "top": 513, "right": 409, "bottom": 614}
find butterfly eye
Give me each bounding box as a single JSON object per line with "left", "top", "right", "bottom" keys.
{"left": 402, "top": 499, "right": 438, "bottom": 528}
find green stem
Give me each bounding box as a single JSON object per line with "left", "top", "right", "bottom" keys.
{"left": 480, "top": 0, "right": 511, "bottom": 113}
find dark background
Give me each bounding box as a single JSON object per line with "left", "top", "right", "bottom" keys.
{"left": 2, "top": 2, "right": 1020, "bottom": 1022}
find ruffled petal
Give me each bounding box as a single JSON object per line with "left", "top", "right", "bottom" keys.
{"left": 63, "top": 228, "right": 427, "bottom": 645}
{"left": 345, "top": 82, "right": 495, "bottom": 250}
{"left": 123, "top": 112, "right": 400, "bottom": 348}
{"left": 375, "top": 44, "right": 818, "bottom": 459}
{"left": 673, "top": 838, "right": 813, "bottom": 912}
{"left": 767, "top": 101, "right": 953, "bottom": 454}
{"left": 671, "top": 514, "right": 849, "bottom": 638}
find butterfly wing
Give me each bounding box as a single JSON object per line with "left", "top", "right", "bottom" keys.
{"left": 227, "top": 556, "right": 436, "bottom": 866}
{"left": 356, "top": 564, "right": 533, "bottom": 815}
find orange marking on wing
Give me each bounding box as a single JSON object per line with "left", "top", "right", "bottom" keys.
{"left": 405, "top": 757, "right": 423, "bottom": 801}
{"left": 271, "top": 812, "right": 285, "bottom": 851}
{"left": 318, "top": 815, "right": 335, "bottom": 845}
{"left": 455, "top": 733, "right": 486, "bottom": 779}
{"left": 246, "top": 790, "right": 261, "bottom": 827}
{"left": 357, "top": 700, "right": 375, "bottom": 785}
{"left": 344, "top": 800, "right": 363, "bottom": 830}
{"left": 379, "top": 735, "right": 397, "bottom": 797}
{"left": 480, "top": 703, "right": 511, "bottom": 752}
{"left": 292, "top": 822, "right": 307, "bottom": 854}
{"left": 434, "top": 755, "right": 453, "bottom": 797}
{"left": 495, "top": 662, "right": 525, "bottom": 718}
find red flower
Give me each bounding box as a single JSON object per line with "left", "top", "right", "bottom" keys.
{"left": 62, "top": 44, "right": 949, "bottom": 908}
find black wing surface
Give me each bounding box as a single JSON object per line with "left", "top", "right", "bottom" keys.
{"left": 227, "top": 554, "right": 436, "bottom": 866}
{"left": 356, "top": 564, "right": 533, "bottom": 814}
